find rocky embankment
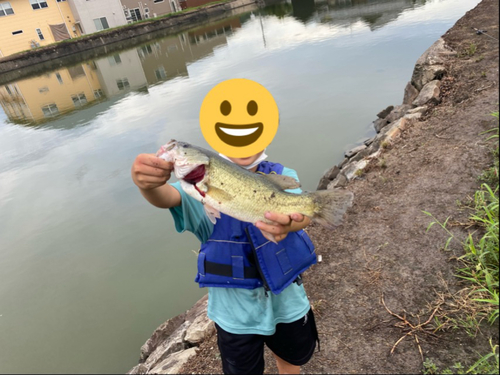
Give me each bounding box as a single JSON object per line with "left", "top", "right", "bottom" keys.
{"left": 127, "top": 33, "right": 460, "bottom": 375}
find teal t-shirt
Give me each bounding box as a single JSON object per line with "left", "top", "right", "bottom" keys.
{"left": 169, "top": 166, "right": 311, "bottom": 335}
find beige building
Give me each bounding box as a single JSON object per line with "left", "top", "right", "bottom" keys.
{"left": 0, "top": 62, "right": 103, "bottom": 124}
{"left": 0, "top": 0, "right": 80, "bottom": 58}
{"left": 120, "top": 0, "right": 180, "bottom": 22}
{"left": 68, "top": 0, "right": 127, "bottom": 35}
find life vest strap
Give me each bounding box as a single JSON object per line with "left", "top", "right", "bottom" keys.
{"left": 204, "top": 260, "right": 260, "bottom": 279}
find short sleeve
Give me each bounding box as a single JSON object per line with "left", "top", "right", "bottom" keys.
{"left": 282, "top": 167, "right": 303, "bottom": 195}
{"left": 169, "top": 182, "right": 214, "bottom": 243}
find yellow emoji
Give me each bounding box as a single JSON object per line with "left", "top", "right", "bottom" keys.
{"left": 199, "top": 79, "right": 279, "bottom": 158}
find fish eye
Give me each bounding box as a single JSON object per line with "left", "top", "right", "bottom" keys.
{"left": 182, "top": 144, "right": 188, "bottom": 148}
{"left": 220, "top": 100, "right": 231, "bottom": 116}
{"left": 247, "top": 100, "right": 258, "bottom": 116}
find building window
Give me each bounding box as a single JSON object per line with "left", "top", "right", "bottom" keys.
{"left": 42, "top": 104, "right": 59, "bottom": 117}
{"left": 129, "top": 8, "right": 141, "bottom": 22}
{"left": 30, "top": 0, "right": 48, "bottom": 10}
{"left": 55, "top": 72, "right": 63, "bottom": 84}
{"left": 38, "top": 86, "right": 49, "bottom": 93}
{"left": 12, "top": 30, "right": 23, "bottom": 35}
{"left": 153, "top": 0, "right": 164, "bottom": 3}
{"left": 0, "top": 2, "right": 14, "bottom": 16}
{"left": 93, "top": 89, "right": 103, "bottom": 99}
{"left": 71, "top": 93, "right": 87, "bottom": 107}
{"left": 93, "top": 17, "right": 109, "bottom": 31}
{"left": 56, "top": 0, "right": 66, "bottom": 2}
{"left": 36, "top": 28, "right": 45, "bottom": 40}
{"left": 107, "top": 54, "right": 122, "bottom": 66}
{"left": 155, "top": 66, "right": 167, "bottom": 80}
{"left": 116, "top": 78, "right": 130, "bottom": 91}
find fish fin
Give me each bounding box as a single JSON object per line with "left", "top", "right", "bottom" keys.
{"left": 263, "top": 174, "right": 301, "bottom": 190}
{"left": 203, "top": 204, "right": 220, "bottom": 224}
{"left": 259, "top": 229, "right": 278, "bottom": 244}
{"left": 310, "top": 189, "right": 354, "bottom": 229}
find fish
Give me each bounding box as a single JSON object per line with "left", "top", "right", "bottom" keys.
{"left": 157, "top": 140, "right": 354, "bottom": 235}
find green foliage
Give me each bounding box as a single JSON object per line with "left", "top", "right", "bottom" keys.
{"left": 423, "top": 341, "right": 499, "bottom": 374}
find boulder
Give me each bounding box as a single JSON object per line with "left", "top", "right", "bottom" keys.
{"left": 139, "top": 313, "right": 186, "bottom": 363}
{"left": 327, "top": 173, "right": 348, "bottom": 189}
{"left": 317, "top": 165, "right": 340, "bottom": 190}
{"left": 185, "top": 314, "right": 215, "bottom": 345}
{"left": 149, "top": 347, "right": 198, "bottom": 374}
{"left": 407, "top": 105, "right": 427, "bottom": 115}
{"left": 411, "top": 38, "right": 451, "bottom": 90}
{"left": 385, "top": 104, "right": 411, "bottom": 123}
{"left": 413, "top": 80, "right": 441, "bottom": 107}
{"left": 373, "top": 118, "right": 389, "bottom": 133}
{"left": 402, "top": 81, "right": 419, "bottom": 105}
{"left": 345, "top": 144, "right": 367, "bottom": 158}
{"left": 376, "top": 105, "right": 394, "bottom": 119}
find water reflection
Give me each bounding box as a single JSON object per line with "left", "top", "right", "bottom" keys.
{"left": 0, "top": 16, "right": 242, "bottom": 127}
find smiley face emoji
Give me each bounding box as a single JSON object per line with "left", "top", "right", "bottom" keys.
{"left": 199, "top": 79, "right": 279, "bottom": 158}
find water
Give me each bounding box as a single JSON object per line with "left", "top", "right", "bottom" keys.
{"left": 0, "top": 0, "right": 481, "bottom": 373}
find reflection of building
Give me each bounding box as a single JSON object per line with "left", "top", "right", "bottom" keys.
{"left": 121, "top": 0, "right": 180, "bottom": 23}
{"left": 68, "top": 0, "right": 127, "bottom": 35}
{"left": 0, "top": 63, "right": 103, "bottom": 124}
{"left": 138, "top": 18, "right": 241, "bottom": 86}
{"left": 0, "top": 0, "right": 80, "bottom": 58}
{"left": 93, "top": 50, "right": 148, "bottom": 97}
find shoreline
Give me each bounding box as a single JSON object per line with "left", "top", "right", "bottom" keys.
{"left": 127, "top": 0, "right": 499, "bottom": 373}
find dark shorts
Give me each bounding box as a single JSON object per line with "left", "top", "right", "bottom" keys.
{"left": 215, "top": 308, "right": 319, "bottom": 375}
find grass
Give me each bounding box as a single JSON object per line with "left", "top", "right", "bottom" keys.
{"left": 422, "top": 111, "right": 499, "bottom": 374}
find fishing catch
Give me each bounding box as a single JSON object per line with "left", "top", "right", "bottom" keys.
{"left": 157, "top": 140, "right": 354, "bottom": 230}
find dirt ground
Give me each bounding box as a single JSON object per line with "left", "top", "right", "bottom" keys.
{"left": 179, "top": 0, "right": 499, "bottom": 373}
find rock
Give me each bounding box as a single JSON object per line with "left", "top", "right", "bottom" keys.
{"left": 343, "top": 160, "right": 369, "bottom": 180}
{"left": 376, "top": 105, "right": 394, "bottom": 119}
{"left": 373, "top": 118, "right": 389, "bottom": 133}
{"left": 141, "top": 321, "right": 190, "bottom": 371}
{"left": 413, "top": 80, "right": 441, "bottom": 107}
{"left": 338, "top": 157, "right": 349, "bottom": 169}
{"left": 363, "top": 137, "right": 375, "bottom": 147}
{"left": 411, "top": 38, "right": 451, "bottom": 90}
{"left": 140, "top": 313, "right": 186, "bottom": 363}
{"left": 345, "top": 145, "right": 367, "bottom": 158}
{"left": 327, "top": 173, "right": 347, "bottom": 189}
{"left": 127, "top": 363, "right": 149, "bottom": 375}
{"left": 185, "top": 314, "right": 215, "bottom": 345}
{"left": 149, "top": 347, "right": 198, "bottom": 374}
{"left": 386, "top": 104, "right": 411, "bottom": 123}
{"left": 407, "top": 105, "right": 427, "bottom": 115}
{"left": 402, "top": 81, "right": 419, "bottom": 105}
{"left": 317, "top": 165, "right": 340, "bottom": 190}
{"left": 404, "top": 112, "right": 422, "bottom": 120}
{"left": 350, "top": 148, "right": 370, "bottom": 162}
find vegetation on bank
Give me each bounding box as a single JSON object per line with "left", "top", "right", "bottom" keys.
{"left": 423, "top": 111, "right": 499, "bottom": 374}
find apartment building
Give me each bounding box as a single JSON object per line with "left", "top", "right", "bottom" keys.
{"left": 68, "top": 0, "right": 127, "bottom": 35}
{"left": 121, "top": 0, "right": 181, "bottom": 23}
{"left": 0, "top": 0, "right": 79, "bottom": 57}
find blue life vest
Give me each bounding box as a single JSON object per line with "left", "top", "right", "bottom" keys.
{"left": 194, "top": 161, "right": 317, "bottom": 295}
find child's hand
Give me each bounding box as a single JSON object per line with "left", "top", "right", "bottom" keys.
{"left": 255, "top": 212, "right": 306, "bottom": 243}
{"left": 131, "top": 153, "right": 174, "bottom": 190}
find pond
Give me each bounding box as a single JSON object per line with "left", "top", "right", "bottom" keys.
{"left": 0, "top": 0, "right": 481, "bottom": 373}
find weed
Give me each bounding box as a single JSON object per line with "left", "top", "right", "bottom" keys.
{"left": 468, "top": 42, "right": 478, "bottom": 56}
{"left": 355, "top": 169, "right": 364, "bottom": 177}
{"left": 381, "top": 140, "right": 390, "bottom": 149}
{"left": 378, "top": 158, "right": 387, "bottom": 169}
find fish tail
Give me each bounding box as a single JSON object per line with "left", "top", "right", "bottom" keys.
{"left": 309, "top": 189, "right": 354, "bottom": 229}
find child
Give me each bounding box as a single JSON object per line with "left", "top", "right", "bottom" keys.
{"left": 131, "top": 149, "right": 318, "bottom": 374}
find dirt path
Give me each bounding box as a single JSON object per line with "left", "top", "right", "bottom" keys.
{"left": 179, "top": 1, "right": 499, "bottom": 373}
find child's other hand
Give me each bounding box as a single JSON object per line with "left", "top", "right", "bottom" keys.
{"left": 131, "top": 153, "right": 174, "bottom": 190}
{"left": 255, "top": 212, "right": 306, "bottom": 243}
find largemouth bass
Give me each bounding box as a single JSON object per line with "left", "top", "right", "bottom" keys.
{"left": 157, "top": 140, "right": 353, "bottom": 230}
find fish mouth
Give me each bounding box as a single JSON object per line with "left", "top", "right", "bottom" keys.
{"left": 215, "top": 122, "right": 263, "bottom": 147}
{"left": 183, "top": 164, "right": 206, "bottom": 184}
